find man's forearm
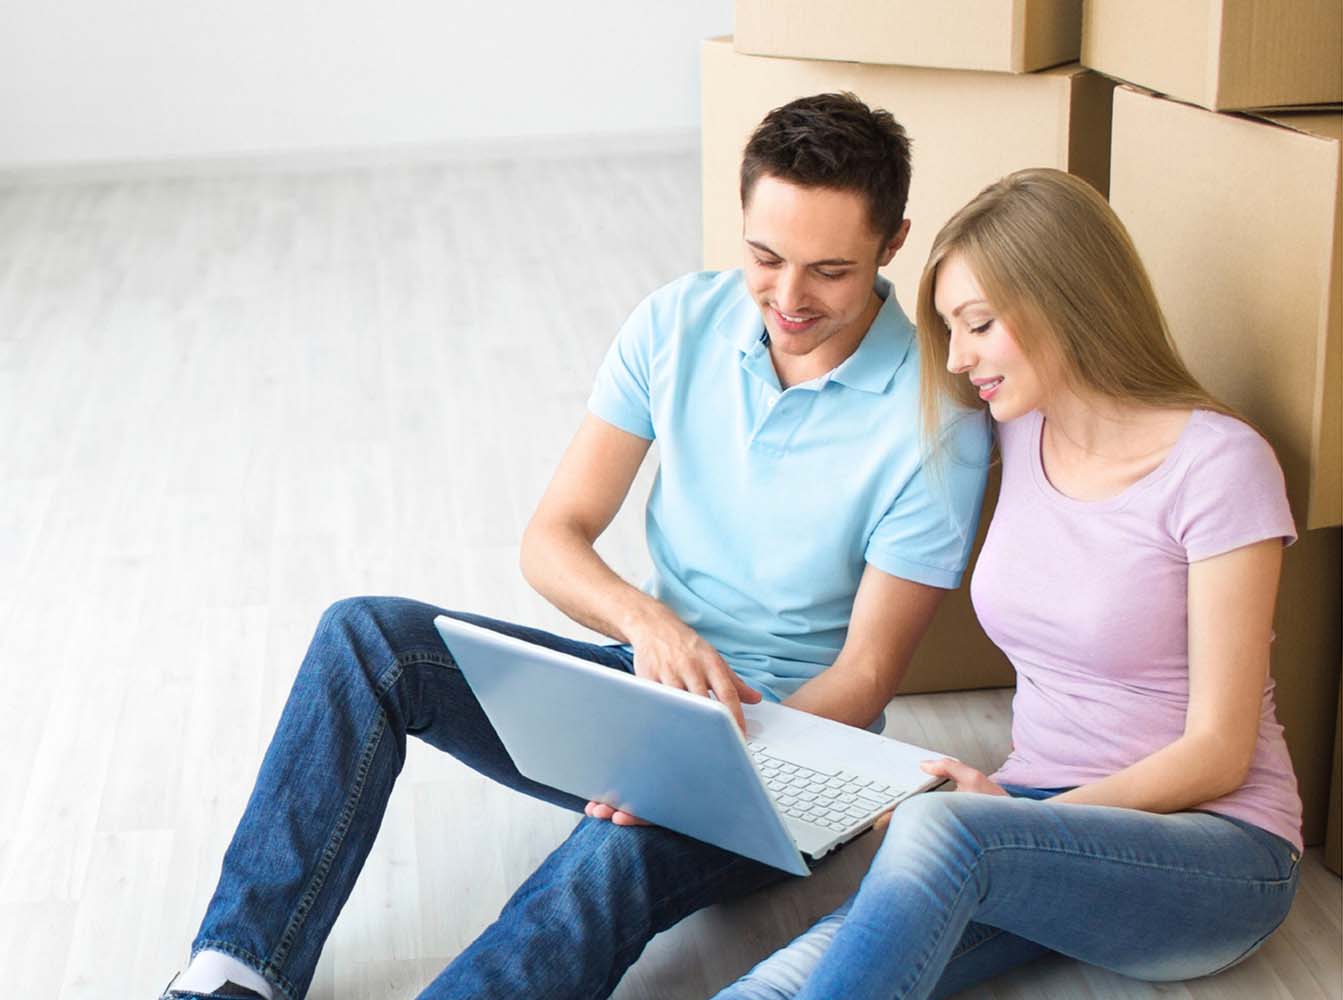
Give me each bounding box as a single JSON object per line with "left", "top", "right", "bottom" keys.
{"left": 519, "top": 520, "right": 677, "bottom": 645}
{"left": 784, "top": 657, "right": 902, "bottom": 729}
{"left": 783, "top": 571, "right": 943, "bottom": 729}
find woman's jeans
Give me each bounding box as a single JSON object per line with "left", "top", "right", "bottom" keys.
{"left": 713, "top": 785, "right": 1301, "bottom": 1000}
{"left": 172, "top": 596, "right": 787, "bottom": 1000}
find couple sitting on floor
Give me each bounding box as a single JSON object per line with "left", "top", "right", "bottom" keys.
{"left": 162, "top": 93, "right": 1302, "bottom": 1000}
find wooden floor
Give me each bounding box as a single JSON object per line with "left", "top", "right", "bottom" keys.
{"left": 0, "top": 151, "right": 1338, "bottom": 1000}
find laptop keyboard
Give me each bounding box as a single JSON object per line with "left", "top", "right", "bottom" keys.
{"left": 748, "top": 743, "right": 906, "bottom": 833}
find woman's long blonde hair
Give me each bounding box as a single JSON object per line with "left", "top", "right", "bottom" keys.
{"left": 915, "top": 168, "right": 1236, "bottom": 447}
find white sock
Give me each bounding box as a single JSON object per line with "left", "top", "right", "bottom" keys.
{"left": 173, "top": 950, "right": 275, "bottom": 999}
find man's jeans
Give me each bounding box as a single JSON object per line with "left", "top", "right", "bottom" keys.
{"left": 712, "top": 786, "right": 1301, "bottom": 1000}
{"left": 172, "top": 596, "right": 787, "bottom": 1000}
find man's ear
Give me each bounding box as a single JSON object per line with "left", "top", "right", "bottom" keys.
{"left": 877, "top": 219, "right": 911, "bottom": 267}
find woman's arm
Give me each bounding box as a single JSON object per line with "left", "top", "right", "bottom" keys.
{"left": 928, "top": 539, "right": 1284, "bottom": 812}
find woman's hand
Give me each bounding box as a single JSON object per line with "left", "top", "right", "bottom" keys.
{"left": 920, "top": 758, "right": 1009, "bottom": 796}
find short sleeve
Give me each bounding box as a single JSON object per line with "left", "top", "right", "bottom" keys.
{"left": 587, "top": 294, "right": 656, "bottom": 441}
{"left": 865, "top": 410, "right": 992, "bottom": 589}
{"left": 1174, "top": 419, "right": 1297, "bottom": 562}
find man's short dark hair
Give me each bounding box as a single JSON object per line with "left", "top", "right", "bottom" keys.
{"left": 740, "top": 92, "right": 913, "bottom": 244}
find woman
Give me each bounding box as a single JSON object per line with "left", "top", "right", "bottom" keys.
{"left": 713, "top": 168, "right": 1302, "bottom": 1000}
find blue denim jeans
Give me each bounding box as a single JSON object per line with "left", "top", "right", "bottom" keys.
{"left": 712, "top": 785, "right": 1300, "bottom": 1000}
{"left": 172, "top": 596, "right": 787, "bottom": 1000}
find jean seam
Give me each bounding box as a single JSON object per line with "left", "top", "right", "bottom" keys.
{"left": 947, "top": 924, "right": 1006, "bottom": 963}
{"left": 269, "top": 708, "right": 389, "bottom": 976}
{"left": 378, "top": 649, "right": 456, "bottom": 696}
{"left": 188, "top": 939, "right": 295, "bottom": 1000}
{"left": 976, "top": 841, "right": 1299, "bottom": 887}
{"left": 265, "top": 643, "right": 451, "bottom": 990}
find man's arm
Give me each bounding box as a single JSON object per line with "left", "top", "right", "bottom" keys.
{"left": 520, "top": 413, "right": 760, "bottom": 730}
{"left": 784, "top": 563, "right": 946, "bottom": 729}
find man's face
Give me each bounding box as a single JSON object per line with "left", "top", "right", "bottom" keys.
{"left": 742, "top": 174, "right": 907, "bottom": 383}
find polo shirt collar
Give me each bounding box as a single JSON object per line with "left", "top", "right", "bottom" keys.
{"left": 830, "top": 276, "right": 914, "bottom": 394}
{"left": 715, "top": 272, "right": 914, "bottom": 395}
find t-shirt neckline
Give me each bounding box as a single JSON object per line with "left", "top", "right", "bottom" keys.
{"left": 1028, "top": 409, "right": 1202, "bottom": 512}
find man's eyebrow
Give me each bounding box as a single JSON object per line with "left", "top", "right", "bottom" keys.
{"left": 745, "top": 239, "right": 858, "bottom": 268}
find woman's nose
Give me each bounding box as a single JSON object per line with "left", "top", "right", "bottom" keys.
{"left": 946, "top": 329, "right": 973, "bottom": 374}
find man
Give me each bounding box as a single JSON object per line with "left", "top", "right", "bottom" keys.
{"left": 162, "top": 92, "right": 990, "bottom": 1000}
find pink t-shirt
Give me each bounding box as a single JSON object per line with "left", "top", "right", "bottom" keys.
{"left": 979, "top": 409, "right": 1303, "bottom": 851}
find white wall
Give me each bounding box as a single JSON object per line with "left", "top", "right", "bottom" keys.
{"left": 0, "top": 1, "right": 731, "bottom": 168}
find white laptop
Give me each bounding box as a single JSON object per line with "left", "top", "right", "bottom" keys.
{"left": 434, "top": 616, "right": 949, "bottom": 877}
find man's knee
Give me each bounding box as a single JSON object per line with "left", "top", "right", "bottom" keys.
{"left": 304, "top": 595, "right": 435, "bottom": 694}
{"left": 313, "top": 595, "right": 435, "bottom": 659}
{"left": 317, "top": 595, "right": 398, "bottom": 640}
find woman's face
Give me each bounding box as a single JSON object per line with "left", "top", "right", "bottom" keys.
{"left": 933, "top": 253, "right": 1047, "bottom": 423}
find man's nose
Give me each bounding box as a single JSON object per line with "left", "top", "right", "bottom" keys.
{"left": 775, "top": 267, "right": 807, "bottom": 312}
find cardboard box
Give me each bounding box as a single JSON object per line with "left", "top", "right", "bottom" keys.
{"left": 1111, "top": 86, "right": 1343, "bottom": 841}
{"left": 1110, "top": 87, "right": 1341, "bottom": 529}
{"left": 734, "top": 0, "right": 1082, "bottom": 74}
{"left": 702, "top": 38, "right": 1114, "bottom": 694}
{"left": 1083, "top": 0, "right": 1343, "bottom": 110}
{"left": 1327, "top": 675, "right": 1341, "bottom": 874}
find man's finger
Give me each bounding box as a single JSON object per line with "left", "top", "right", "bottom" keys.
{"left": 732, "top": 671, "right": 763, "bottom": 704}
{"left": 611, "top": 810, "right": 650, "bottom": 827}
{"left": 685, "top": 674, "right": 710, "bottom": 700}
{"left": 708, "top": 669, "right": 747, "bottom": 733}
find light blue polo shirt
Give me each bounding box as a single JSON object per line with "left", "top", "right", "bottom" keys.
{"left": 588, "top": 269, "right": 990, "bottom": 699}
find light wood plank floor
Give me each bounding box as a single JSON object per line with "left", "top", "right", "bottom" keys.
{"left": 0, "top": 152, "right": 1338, "bottom": 1000}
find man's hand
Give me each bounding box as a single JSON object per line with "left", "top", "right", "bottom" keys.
{"left": 584, "top": 801, "right": 650, "bottom": 826}
{"left": 584, "top": 611, "right": 759, "bottom": 826}
{"left": 626, "top": 608, "right": 761, "bottom": 733}
{"left": 919, "top": 758, "right": 1008, "bottom": 796}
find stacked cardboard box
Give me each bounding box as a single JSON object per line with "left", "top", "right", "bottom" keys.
{"left": 702, "top": 5, "right": 1101, "bottom": 695}
{"left": 1093, "top": 6, "right": 1341, "bottom": 847}
{"left": 1330, "top": 680, "right": 1342, "bottom": 874}
{"left": 702, "top": 3, "right": 1342, "bottom": 845}
{"left": 735, "top": 0, "right": 1084, "bottom": 74}
{"left": 1084, "top": 0, "right": 1342, "bottom": 110}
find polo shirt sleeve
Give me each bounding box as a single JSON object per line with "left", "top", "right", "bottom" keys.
{"left": 864, "top": 410, "right": 991, "bottom": 589}
{"left": 587, "top": 293, "right": 656, "bottom": 441}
